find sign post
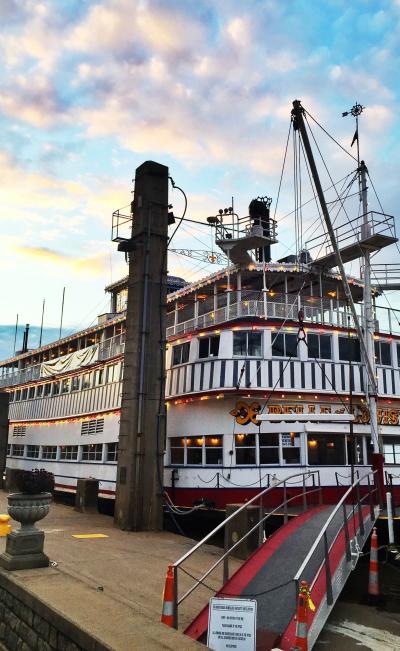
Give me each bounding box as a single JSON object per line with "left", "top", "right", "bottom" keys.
{"left": 207, "top": 597, "right": 257, "bottom": 651}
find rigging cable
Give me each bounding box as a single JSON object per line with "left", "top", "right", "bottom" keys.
{"left": 304, "top": 108, "right": 358, "bottom": 163}
{"left": 273, "top": 121, "right": 292, "bottom": 223}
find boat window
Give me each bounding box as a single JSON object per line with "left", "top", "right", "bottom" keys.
{"left": 106, "top": 364, "right": 117, "bottom": 383}
{"left": 307, "top": 334, "right": 332, "bottom": 360}
{"left": 44, "top": 383, "right": 52, "bottom": 397}
{"left": 52, "top": 381, "right": 60, "bottom": 395}
{"left": 81, "top": 443, "right": 103, "bottom": 461}
{"left": 172, "top": 342, "right": 190, "bottom": 366}
{"left": 42, "top": 445, "right": 57, "bottom": 460}
{"left": 71, "top": 376, "right": 80, "bottom": 392}
{"left": 199, "top": 336, "right": 220, "bottom": 359}
{"left": 186, "top": 437, "right": 203, "bottom": 465}
{"left": 26, "top": 445, "right": 40, "bottom": 459}
{"left": 82, "top": 373, "right": 92, "bottom": 389}
{"left": 397, "top": 344, "right": 400, "bottom": 368}
{"left": 204, "top": 436, "right": 223, "bottom": 465}
{"left": 15, "top": 390, "right": 21, "bottom": 401}
{"left": 374, "top": 340, "right": 391, "bottom": 366}
{"left": 21, "top": 388, "right": 28, "bottom": 401}
{"left": 307, "top": 434, "right": 346, "bottom": 465}
{"left": 383, "top": 437, "right": 400, "bottom": 464}
{"left": 36, "top": 385, "right": 43, "bottom": 398}
{"left": 366, "top": 437, "right": 375, "bottom": 465}
{"left": 28, "top": 387, "right": 35, "bottom": 400}
{"left": 272, "top": 333, "right": 298, "bottom": 358}
{"left": 259, "top": 432, "right": 279, "bottom": 464}
{"left": 235, "top": 433, "right": 256, "bottom": 465}
{"left": 346, "top": 435, "right": 364, "bottom": 465}
{"left": 13, "top": 425, "right": 26, "bottom": 437}
{"left": 169, "top": 437, "right": 185, "bottom": 465}
{"left": 94, "top": 369, "right": 104, "bottom": 386}
{"left": 106, "top": 443, "right": 118, "bottom": 462}
{"left": 8, "top": 392, "right": 14, "bottom": 403}
{"left": 233, "top": 332, "right": 262, "bottom": 357}
{"left": 281, "top": 432, "right": 301, "bottom": 464}
{"left": 6, "top": 444, "right": 11, "bottom": 456}
{"left": 61, "top": 378, "right": 71, "bottom": 393}
{"left": 338, "top": 337, "right": 361, "bottom": 362}
{"left": 11, "top": 444, "right": 24, "bottom": 457}
{"left": 60, "top": 445, "right": 79, "bottom": 461}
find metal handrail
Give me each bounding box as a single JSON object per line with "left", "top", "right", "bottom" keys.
{"left": 293, "top": 470, "right": 379, "bottom": 606}
{"left": 171, "top": 470, "right": 321, "bottom": 628}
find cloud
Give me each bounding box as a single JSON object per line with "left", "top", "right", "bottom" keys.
{"left": 67, "top": 0, "right": 206, "bottom": 60}
{"left": 0, "top": 74, "right": 67, "bottom": 127}
{"left": 13, "top": 245, "right": 108, "bottom": 276}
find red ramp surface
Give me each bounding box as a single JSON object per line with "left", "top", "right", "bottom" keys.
{"left": 185, "top": 504, "right": 376, "bottom": 650}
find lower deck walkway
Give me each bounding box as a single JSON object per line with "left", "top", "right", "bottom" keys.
{"left": 0, "top": 491, "right": 236, "bottom": 650}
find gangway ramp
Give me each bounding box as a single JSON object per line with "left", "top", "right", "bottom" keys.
{"left": 169, "top": 471, "right": 380, "bottom": 650}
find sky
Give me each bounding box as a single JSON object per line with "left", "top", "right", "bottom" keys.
{"left": 0, "top": 0, "right": 399, "bottom": 358}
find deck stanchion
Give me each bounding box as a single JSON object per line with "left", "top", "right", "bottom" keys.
{"left": 356, "top": 482, "right": 365, "bottom": 536}
{"left": 223, "top": 524, "right": 229, "bottom": 584}
{"left": 258, "top": 497, "right": 263, "bottom": 546}
{"left": 318, "top": 471, "right": 323, "bottom": 505}
{"left": 386, "top": 492, "right": 395, "bottom": 546}
{"left": 367, "top": 475, "right": 374, "bottom": 521}
{"left": 323, "top": 531, "right": 333, "bottom": 605}
{"left": 342, "top": 502, "right": 351, "bottom": 562}
{"left": 283, "top": 481, "right": 288, "bottom": 524}
{"left": 302, "top": 475, "right": 307, "bottom": 512}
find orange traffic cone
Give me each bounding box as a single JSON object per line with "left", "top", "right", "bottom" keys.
{"left": 368, "top": 527, "right": 379, "bottom": 600}
{"left": 292, "top": 580, "right": 309, "bottom": 651}
{"left": 161, "top": 564, "right": 175, "bottom": 627}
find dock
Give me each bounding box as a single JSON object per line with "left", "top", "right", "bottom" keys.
{"left": 0, "top": 492, "right": 239, "bottom": 650}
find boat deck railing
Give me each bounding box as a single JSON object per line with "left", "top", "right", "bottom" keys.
{"left": 0, "top": 333, "right": 125, "bottom": 389}
{"left": 306, "top": 211, "right": 397, "bottom": 258}
{"left": 167, "top": 291, "right": 400, "bottom": 338}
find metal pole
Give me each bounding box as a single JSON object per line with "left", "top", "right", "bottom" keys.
{"left": 223, "top": 524, "right": 229, "bottom": 583}
{"left": 13, "top": 314, "right": 18, "bottom": 356}
{"left": 323, "top": 531, "right": 333, "bottom": 605}
{"left": 356, "top": 482, "right": 365, "bottom": 536}
{"left": 39, "top": 299, "right": 45, "bottom": 348}
{"left": 59, "top": 287, "right": 65, "bottom": 340}
{"left": 360, "top": 162, "right": 380, "bottom": 455}
{"left": 386, "top": 491, "right": 395, "bottom": 545}
{"left": 348, "top": 313, "right": 355, "bottom": 484}
{"left": 342, "top": 502, "right": 351, "bottom": 562}
{"left": 283, "top": 481, "right": 288, "bottom": 524}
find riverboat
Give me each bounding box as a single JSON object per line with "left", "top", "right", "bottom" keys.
{"left": 1, "top": 100, "right": 399, "bottom": 510}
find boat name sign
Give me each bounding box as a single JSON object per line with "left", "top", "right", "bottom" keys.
{"left": 230, "top": 400, "right": 400, "bottom": 426}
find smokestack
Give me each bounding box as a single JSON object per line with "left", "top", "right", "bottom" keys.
{"left": 22, "top": 324, "right": 30, "bottom": 353}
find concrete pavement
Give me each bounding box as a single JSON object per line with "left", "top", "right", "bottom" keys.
{"left": 0, "top": 492, "right": 232, "bottom": 650}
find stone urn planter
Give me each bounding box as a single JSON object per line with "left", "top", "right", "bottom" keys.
{"left": 0, "top": 469, "right": 54, "bottom": 570}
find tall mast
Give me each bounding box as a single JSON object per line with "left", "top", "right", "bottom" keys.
{"left": 290, "top": 100, "right": 377, "bottom": 394}
{"left": 360, "top": 160, "right": 380, "bottom": 453}
{"left": 342, "top": 103, "right": 381, "bottom": 455}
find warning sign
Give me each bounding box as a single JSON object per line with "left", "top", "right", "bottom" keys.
{"left": 207, "top": 597, "right": 257, "bottom": 651}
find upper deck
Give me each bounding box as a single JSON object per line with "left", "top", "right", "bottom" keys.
{"left": 166, "top": 262, "right": 399, "bottom": 338}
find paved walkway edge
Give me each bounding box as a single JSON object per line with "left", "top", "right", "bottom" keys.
{"left": 0, "top": 566, "right": 113, "bottom": 650}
